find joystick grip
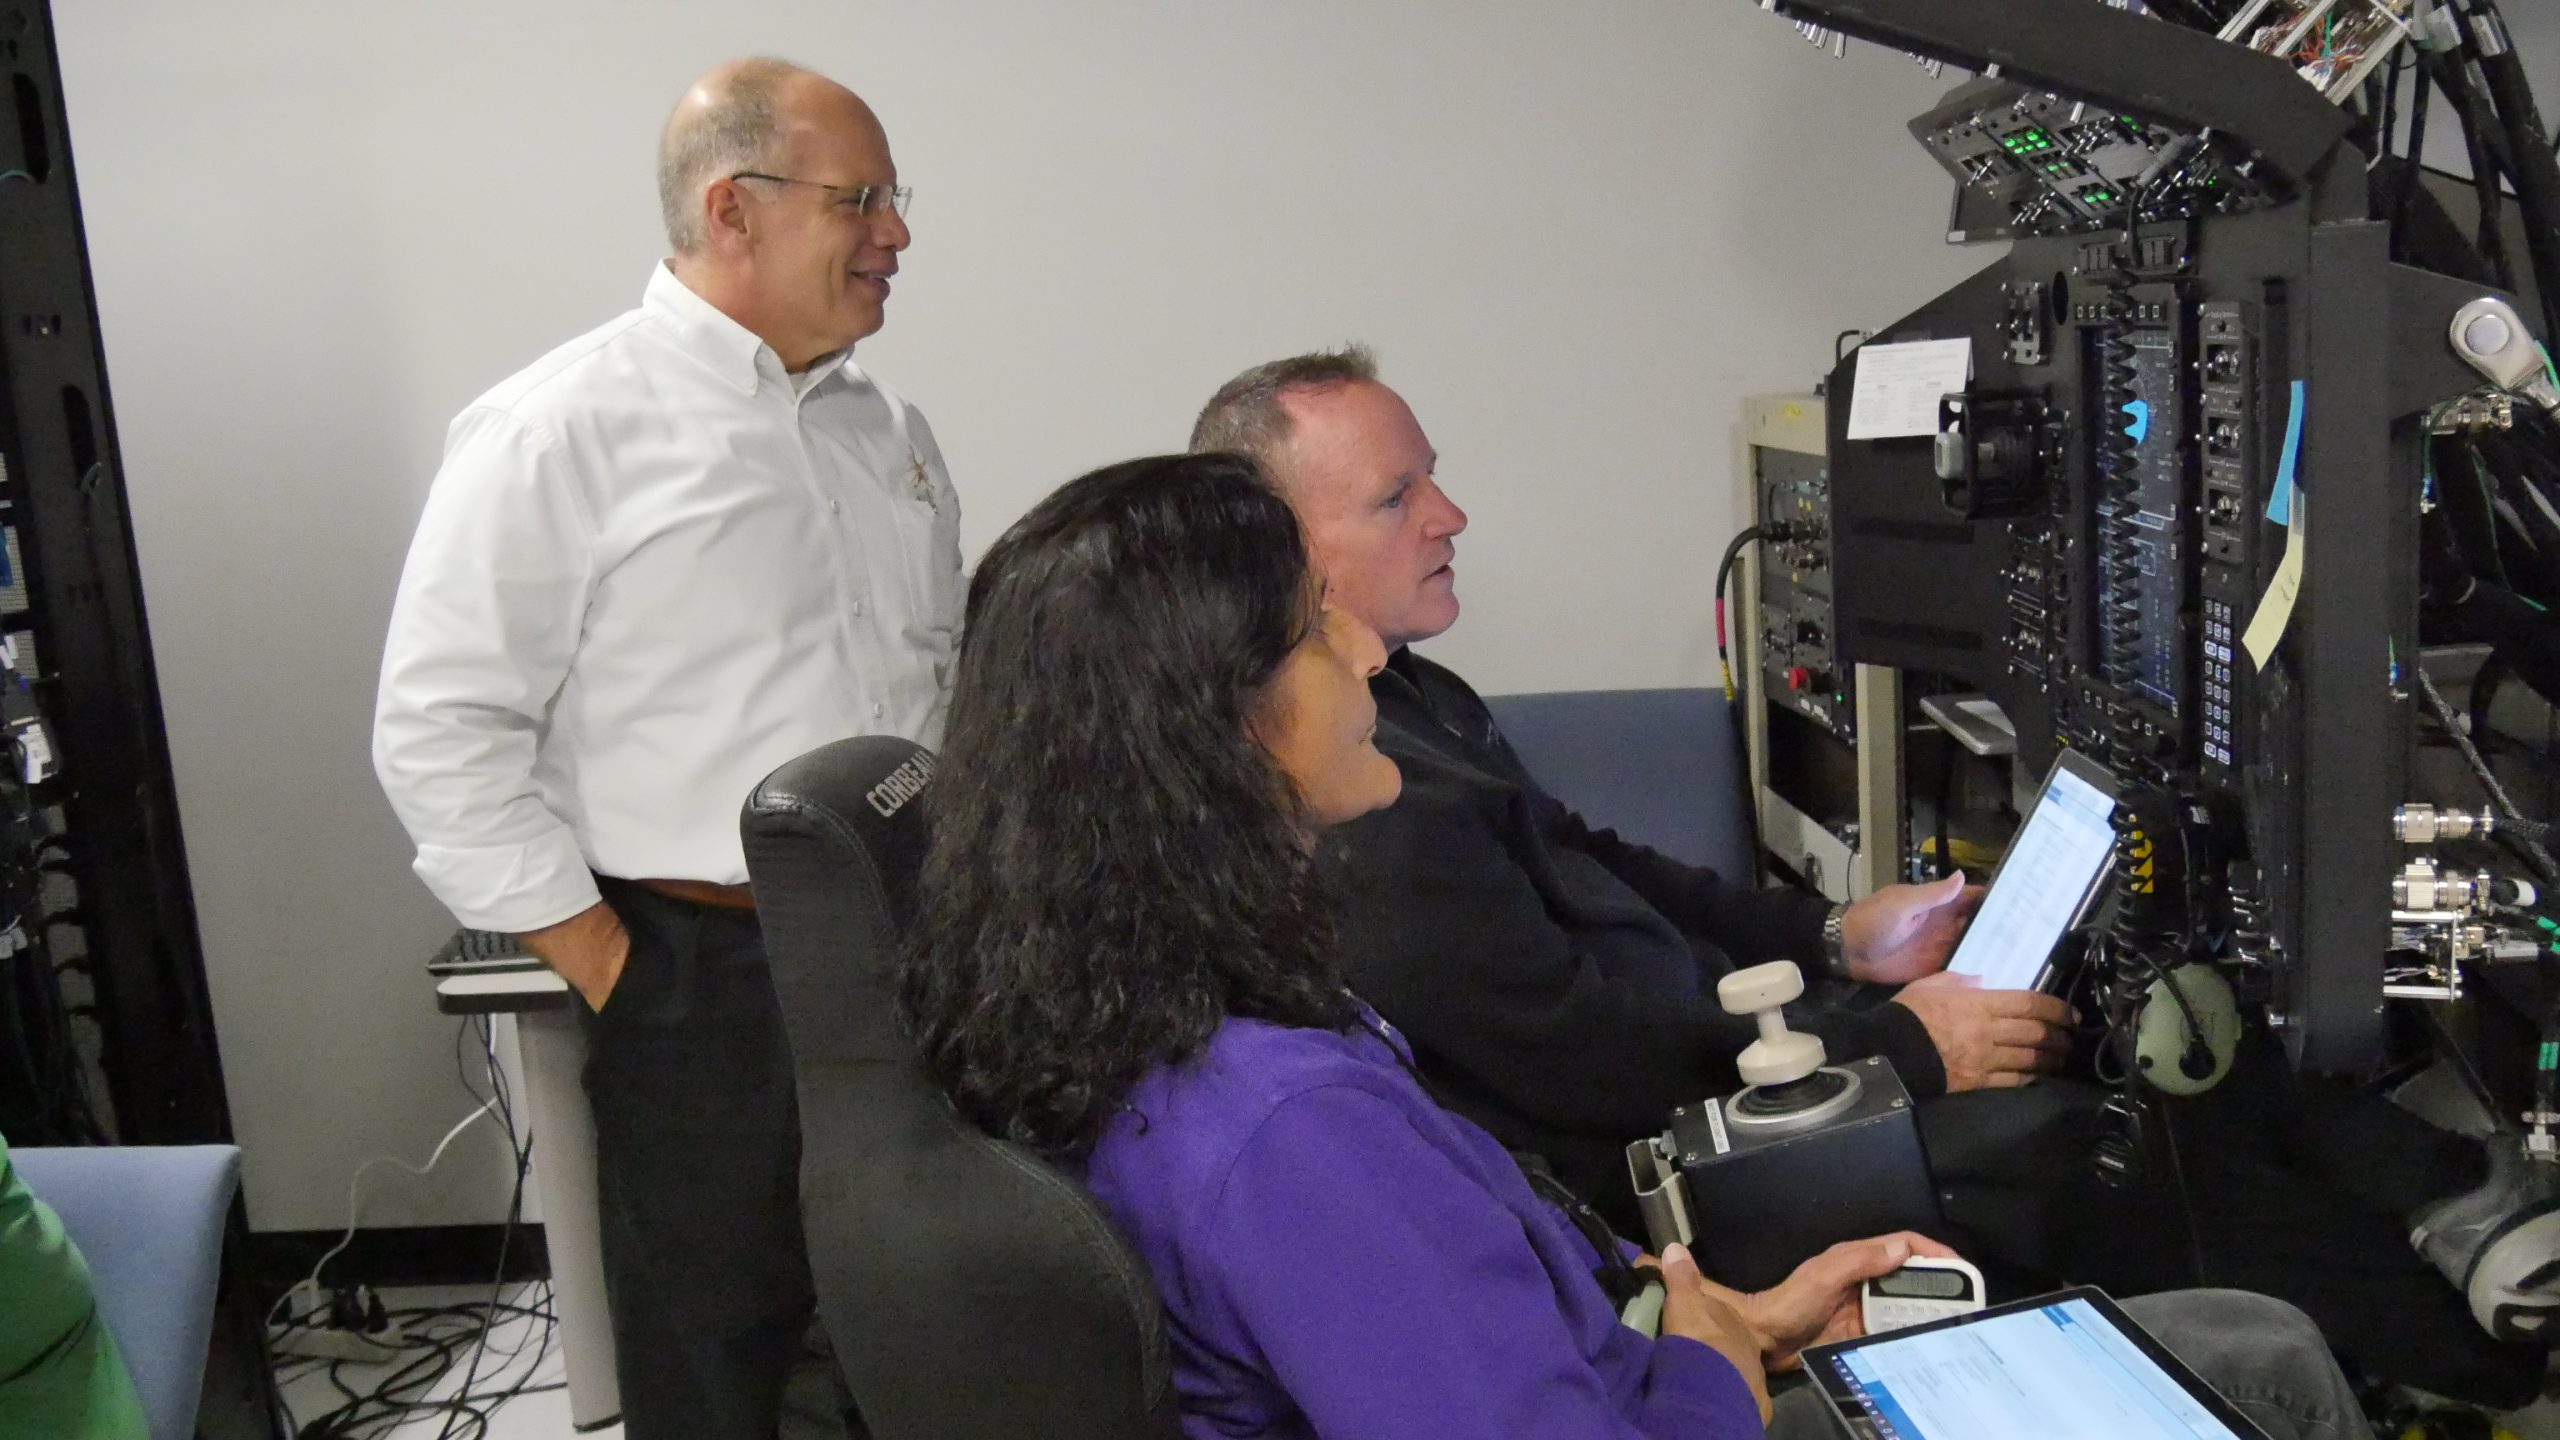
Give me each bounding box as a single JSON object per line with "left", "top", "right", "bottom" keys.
{"left": 1718, "top": 960, "right": 1807, "bottom": 1014}
{"left": 1718, "top": 961, "right": 1826, "bottom": 1087}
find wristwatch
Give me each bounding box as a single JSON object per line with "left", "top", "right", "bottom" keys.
{"left": 1820, "top": 902, "right": 1849, "bottom": 977}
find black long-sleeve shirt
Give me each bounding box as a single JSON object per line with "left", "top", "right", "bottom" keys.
{"left": 1325, "top": 649, "right": 1946, "bottom": 1196}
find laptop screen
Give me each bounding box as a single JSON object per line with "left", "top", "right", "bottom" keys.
{"left": 1821, "top": 1295, "right": 2252, "bottom": 1440}
{"left": 1944, "top": 756, "right": 2119, "bottom": 992}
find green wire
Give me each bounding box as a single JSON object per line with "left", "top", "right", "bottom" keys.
{"left": 2540, "top": 341, "right": 2559, "bottom": 392}
{"left": 2473, "top": 451, "right": 2513, "bottom": 588}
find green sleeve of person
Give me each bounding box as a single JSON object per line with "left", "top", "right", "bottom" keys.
{"left": 0, "top": 1132, "right": 149, "bottom": 1440}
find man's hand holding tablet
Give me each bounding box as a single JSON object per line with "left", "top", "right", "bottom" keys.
{"left": 1871, "top": 751, "right": 2121, "bottom": 1092}
{"left": 1839, "top": 871, "right": 1986, "bottom": 984}
{"left": 1892, "top": 972, "right": 2077, "bottom": 1091}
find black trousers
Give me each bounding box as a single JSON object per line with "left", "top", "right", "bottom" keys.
{"left": 578, "top": 878, "right": 848, "bottom": 1440}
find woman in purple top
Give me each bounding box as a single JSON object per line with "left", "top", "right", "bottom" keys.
{"left": 899, "top": 452, "right": 2371, "bottom": 1440}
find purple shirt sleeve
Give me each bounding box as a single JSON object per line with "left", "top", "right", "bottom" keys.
{"left": 1196, "top": 1083, "right": 1765, "bottom": 1440}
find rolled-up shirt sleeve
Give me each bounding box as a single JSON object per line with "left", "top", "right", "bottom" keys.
{"left": 1200, "top": 1085, "right": 1764, "bottom": 1440}
{"left": 373, "top": 407, "right": 600, "bottom": 934}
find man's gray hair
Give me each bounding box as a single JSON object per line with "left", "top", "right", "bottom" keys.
{"left": 1188, "top": 345, "right": 1380, "bottom": 471}
{"left": 656, "top": 58, "right": 801, "bottom": 254}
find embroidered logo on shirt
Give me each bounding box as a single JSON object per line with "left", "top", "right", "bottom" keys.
{"left": 908, "top": 450, "right": 937, "bottom": 508}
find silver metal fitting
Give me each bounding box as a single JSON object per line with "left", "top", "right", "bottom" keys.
{"left": 2397, "top": 804, "right": 2490, "bottom": 845}
{"left": 2395, "top": 857, "right": 2489, "bottom": 914}
{"left": 2432, "top": 394, "right": 2517, "bottom": 433}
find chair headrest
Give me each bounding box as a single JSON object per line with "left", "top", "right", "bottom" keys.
{"left": 741, "top": 735, "right": 936, "bottom": 1064}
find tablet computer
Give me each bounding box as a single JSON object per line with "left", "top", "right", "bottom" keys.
{"left": 1802, "top": 1286, "right": 2272, "bottom": 1440}
{"left": 1942, "top": 748, "right": 2122, "bottom": 993}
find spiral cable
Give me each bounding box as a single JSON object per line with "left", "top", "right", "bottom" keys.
{"left": 2105, "top": 791, "right": 2173, "bottom": 1021}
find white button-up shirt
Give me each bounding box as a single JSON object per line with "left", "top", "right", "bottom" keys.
{"left": 374, "top": 265, "right": 961, "bottom": 933}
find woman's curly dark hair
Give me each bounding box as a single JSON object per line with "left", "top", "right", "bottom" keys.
{"left": 898, "top": 452, "right": 1360, "bottom": 1156}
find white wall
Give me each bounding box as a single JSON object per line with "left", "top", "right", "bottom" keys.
{"left": 52, "top": 1, "right": 1984, "bottom": 1232}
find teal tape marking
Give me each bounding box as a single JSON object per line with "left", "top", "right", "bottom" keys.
{"left": 2266, "top": 379, "right": 2304, "bottom": 526}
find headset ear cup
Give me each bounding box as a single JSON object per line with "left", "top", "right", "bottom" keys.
{"left": 2133, "top": 965, "right": 2239, "bottom": 1097}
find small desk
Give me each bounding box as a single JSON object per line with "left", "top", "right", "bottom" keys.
{"left": 434, "top": 968, "right": 620, "bottom": 1432}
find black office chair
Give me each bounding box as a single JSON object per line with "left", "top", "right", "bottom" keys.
{"left": 742, "top": 735, "right": 1185, "bottom": 1440}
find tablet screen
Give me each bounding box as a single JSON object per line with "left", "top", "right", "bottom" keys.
{"left": 1817, "top": 1295, "right": 2257, "bottom": 1440}
{"left": 1944, "top": 757, "right": 2118, "bottom": 991}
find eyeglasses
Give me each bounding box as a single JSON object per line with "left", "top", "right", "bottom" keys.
{"left": 729, "top": 171, "right": 914, "bottom": 220}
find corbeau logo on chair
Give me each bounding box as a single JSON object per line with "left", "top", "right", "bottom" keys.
{"left": 865, "top": 751, "right": 936, "bottom": 817}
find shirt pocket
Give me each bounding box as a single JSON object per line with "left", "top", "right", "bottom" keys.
{"left": 894, "top": 456, "right": 963, "bottom": 654}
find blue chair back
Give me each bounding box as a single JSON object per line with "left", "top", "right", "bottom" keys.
{"left": 1482, "top": 687, "right": 1753, "bottom": 880}
{"left": 14, "top": 1143, "right": 242, "bottom": 1440}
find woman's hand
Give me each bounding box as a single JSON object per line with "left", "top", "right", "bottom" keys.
{"left": 1649, "top": 1243, "right": 1772, "bottom": 1422}
{"left": 1715, "top": 1233, "right": 1964, "bottom": 1371}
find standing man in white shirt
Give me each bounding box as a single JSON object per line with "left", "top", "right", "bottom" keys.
{"left": 373, "top": 57, "right": 956, "bottom": 1439}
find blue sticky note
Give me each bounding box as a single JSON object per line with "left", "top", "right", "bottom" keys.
{"left": 2265, "top": 380, "right": 2304, "bottom": 527}
{"left": 2122, "top": 398, "right": 2150, "bottom": 444}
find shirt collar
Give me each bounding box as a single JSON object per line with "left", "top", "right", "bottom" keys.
{"left": 641, "top": 263, "right": 852, "bottom": 397}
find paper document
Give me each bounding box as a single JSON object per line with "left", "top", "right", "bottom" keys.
{"left": 1846, "top": 339, "right": 1972, "bottom": 440}
{"left": 2242, "top": 494, "right": 2306, "bottom": 670}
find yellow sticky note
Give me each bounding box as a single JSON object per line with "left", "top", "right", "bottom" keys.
{"left": 2241, "top": 494, "right": 2305, "bottom": 671}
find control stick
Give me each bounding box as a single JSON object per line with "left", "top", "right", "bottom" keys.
{"left": 1718, "top": 961, "right": 1859, "bottom": 1125}
{"left": 1719, "top": 961, "right": 1827, "bottom": 1086}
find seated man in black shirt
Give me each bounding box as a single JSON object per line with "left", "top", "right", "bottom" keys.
{"left": 1186, "top": 344, "right": 2547, "bottom": 1407}
{"left": 1189, "top": 346, "right": 2072, "bottom": 1193}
